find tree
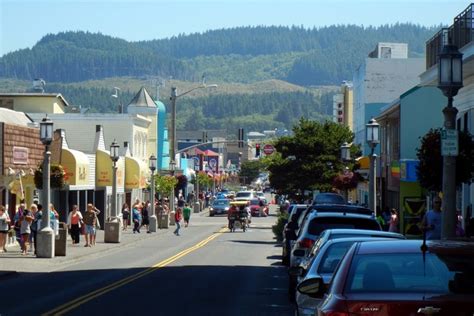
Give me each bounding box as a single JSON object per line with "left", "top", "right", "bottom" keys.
{"left": 267, "top": 118, "right": 354, "bottom": 197}
{"left": 154, "top": 175, "right": 178, "bottom": 199}
{"left": 416, "top": 128, "right": 474, "bottom": 192}
{"left": 239, "top": 160, "right": 263, "bottom": 184}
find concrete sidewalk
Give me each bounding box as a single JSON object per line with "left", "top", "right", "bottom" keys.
{"left": 0, "top": 226, "right": 173, "bottom": 276}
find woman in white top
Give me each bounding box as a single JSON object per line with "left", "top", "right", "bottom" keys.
{"left": 0, "top": 205, "right": 10, "bottom": 252}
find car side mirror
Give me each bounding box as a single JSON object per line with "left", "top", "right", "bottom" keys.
{"left": 297, "top": 277, "right": 326, "bottom": 298}
{"left": 288, "top": 266, "right": 303, "bottom": 277}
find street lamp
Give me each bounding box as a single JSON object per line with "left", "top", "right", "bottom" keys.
{"left": 37, "top": 115, "right": 55, "bottom": 258}
{"left": 366, "top": 118, "right": 380, "bottom": 216}
{"left": 438, "top": 44, "right": 463, "bottom": 239}
{"left": 169, "top": 83, "right": 218, "bottom": 164}
{"left": 105, "top": 140, "right": 120, "bottom": 243}
{"left": 148, "top": 154, "right": 157, "bottom": 232}
{"left": 340, "top": 142, "right": 351, "bottom": 162}
{"left": 169, "top": 160, "right": 176, "bottom": 214}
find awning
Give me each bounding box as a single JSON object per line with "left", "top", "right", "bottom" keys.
{"left": 125, "top": 156, "right": 147, "bottom": 189}
{"left": 96, "top": 149, "right": 125, "bottom": 187}
{"left": 356, "top": 156, "right": 370, "bottom": 169}
{"left": 62, "top": 148, "right": 90, "bottom": 186}
{"left": 203, "top": 149, "right": 218, "bottom": 156}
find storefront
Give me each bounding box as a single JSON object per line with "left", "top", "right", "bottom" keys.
{"left": 125, "top": 155, "right": 147, "bottom": 207}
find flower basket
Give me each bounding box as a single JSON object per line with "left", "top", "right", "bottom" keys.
{"left": 34, "top": 164, "right": 66, "bottom": 189}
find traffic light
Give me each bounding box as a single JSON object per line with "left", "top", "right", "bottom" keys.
{"left": 255, "top": 143, "right": 260, "bottom": 157}
{"left": 202, "top": 131, "right": 208, "bottom": 143}
{"left": 238, "top": 128, "right": 244, "bottom": 148}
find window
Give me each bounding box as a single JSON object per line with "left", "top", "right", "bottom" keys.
{"left": 345, "top": 253, "right": 474, "bottom": 294}
{"left": 308, "top": 217, "right": 380, "bottom": 235}
{"left": 318, "top": 241, "right": 354, "bottom": 274}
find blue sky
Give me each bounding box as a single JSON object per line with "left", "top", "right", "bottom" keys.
{"left": 0, "top": 0, "right": 469, "bottom": 56}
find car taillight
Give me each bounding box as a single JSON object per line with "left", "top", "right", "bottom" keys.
{"left": 298, "top": 238, "right": 314, "bottom": 249}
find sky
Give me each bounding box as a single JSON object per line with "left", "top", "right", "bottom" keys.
{"left": 0, "top": 0, "right": 470, "bottom": 56}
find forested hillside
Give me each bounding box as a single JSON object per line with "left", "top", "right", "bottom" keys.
{"left": 0, "top": 24, "right": 437, "bottom": 86}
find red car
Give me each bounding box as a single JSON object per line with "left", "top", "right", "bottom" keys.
{"left": 297, "top": 239, "right": 474, "bottom": 315}
{"left": 249, "top": 198, "right": 268, "bottom": 217}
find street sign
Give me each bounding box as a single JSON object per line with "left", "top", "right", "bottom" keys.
{"left": 263, "top": 144, "right": 275, "bottom": 155}
{"left": 441, "top": 129, "right": 458, "bottom": 156}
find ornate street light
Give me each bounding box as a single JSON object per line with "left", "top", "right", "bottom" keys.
{"left": 169, "top": 160, "right": 176, "bottom": 214}
{"left": 340, "top": 142, "right": 351, "bottom": 162}
{"left": 148, "top": 154, "right": 157, "bottom": 232}
{"left": 366, "top": 118, "right": 380, "bottom": 216}
{"left": 37, "top": 115, "right": 55, "bottom": 258}
{"left": 438, "top": 44, "right": 463, "bottom": 239}
{"left": 105, "top": 140, "right": 120, "bottom": 243}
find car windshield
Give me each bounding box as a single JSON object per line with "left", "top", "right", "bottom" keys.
{"left": 307, "top": 217, "right": 379, "bottom": 235}
{"left": 236, "top": 192, "right": 251, "bottom": 198}
{"left": 250, "top": 199, "right": 259, "bottom": 205}
{"left": 318, "top": 241, "right": 354, "bottom": 274}
{"left": 345, "top": 253, "right": 474, "bottom": 294}
{"left": 213, "top": 200, "right": 229, "bottom": 206}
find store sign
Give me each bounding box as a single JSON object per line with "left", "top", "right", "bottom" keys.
{"left": 13, "top": 147, "right": 28, "bottom": 164}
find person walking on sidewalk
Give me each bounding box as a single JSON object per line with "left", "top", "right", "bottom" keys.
{"left": 174, "top": 208, "right": 183, "bottom": 236}
{"left": 29, "top": 204, "right": 38, "bottom": 253}
{"left": 19, "top": 206, "right": 34, "bottom": 255}
{"left": 67, "top": 205, "right": 83, "bottom": 245}
{"left": 0, "top": 205, "right": 10, "bottom": 253}
{"left": 132, "top": 204, "right": 142, "bottom": 233}
{"left": 421, "top": 197, "right": 442, "bottom": 240}
{"left": 83, "top": 205, "right": 98, "bottom": 247}
{"left": 183, "top": 203, "right": 191, "bottom": 227}
{"left": 122, "top": 203, "right": 130, "bottom": 231}
{"left": 141, "top": 201, "right": 150, "bottom": 233}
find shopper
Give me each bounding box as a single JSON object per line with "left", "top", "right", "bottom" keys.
{"left": 141, "top": 201, "right": 150, "bottom": 233}
{"left": 132, "top": 204, "right": 142, "bottom": 233}
{"left": 83, "top": 204, "right": 98, "bottom": 247}
{"left": 0, "top": 205, "right": 10, "bottom": 253}
{"left": 122, "top": 203, "right": 130, "bottom": 231}
{"left": 183, "top": 203, "right": 191, "bottom": 227}
{"left": 388, "top": 208, "right": 399, "bottom": 233}
{"left": 421, "top": 197, "right": 442, "bottom": 240}
{"left": 19, "top": 205, "right": 34, "bottom": 255}
{"left": 67, "top": 205, "right": 83, "bottom": 245}
{"left": 174, "top": 208, "right": 183, "bottom": 236}
{"left": 29, "top": 204, "right": 38, "bottom": 253}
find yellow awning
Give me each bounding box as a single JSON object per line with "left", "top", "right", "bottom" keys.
{"left": 125, "top": 156, "right": 147, "bottom": 189}
{"left": 356, "top": 156, "right": 370, "bottom": 169}
{"left": 62, "top": 148, "right": 90, "bottom": 186}
{"left": 96, "top": 149, "right": 125, "bottom": 187}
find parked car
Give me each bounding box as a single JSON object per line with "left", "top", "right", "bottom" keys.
{"left": 282, "top": 204, "right": 310, "bottom": 266}
{"left": 299, "top": 229, "right": 406, "bottom": 272}
{"left": 288, "top": 211, "right": 381, "bottom": 302}
{"left": 293, "top": 236, "right": 401, "bottom": 316}
{"left": 298, "top": 240, "right": 474, "bottom": 315}
{"left": 313, "top": 193, "right": 345, "bottom": 205}
{"left": 209, "top": 199, "right": 230, "bottom": 216}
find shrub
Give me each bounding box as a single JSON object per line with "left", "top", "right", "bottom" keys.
{"left": 272, "top": 210, "right": 289, "bottom": 242}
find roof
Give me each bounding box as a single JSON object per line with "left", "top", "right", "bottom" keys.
{"left": 357, "top": 239, "right": 474, "bottom": 255}
{"left": 127, "top": 87, "right": 156, "bottom": 108}
{"left": 326, "top": 228, "right": 405, "bottom": 238}
{"left": 0, "top": 93, "right": 70, "bottom": 107}
{"left": 0, "top": 108, "right": 33, "bottom": 126}
{"left": 311, "top": 204, "right": 373, "bottom": 216}
{"left": 203, "top": 149, "right": 218, "bottom": 156}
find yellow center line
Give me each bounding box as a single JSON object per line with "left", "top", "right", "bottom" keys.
{"left": 42, "top": 227, "right": 227, "bottom": 316}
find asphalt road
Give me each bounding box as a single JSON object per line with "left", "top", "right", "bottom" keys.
{"left": 0, "top": 204, "right": 292, "bottom": 316}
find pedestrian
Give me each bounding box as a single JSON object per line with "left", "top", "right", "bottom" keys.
{"left": 29, "top": 204, "right": 38, "bottom": 253}
{"left": 456, "top": 209, "right": 465, "bottom": 237}
{"left": 174, "top": 208, "right": 183, "bottom": 236}
{"left": 122, "top": 203, "right": 130, "bottom": 231}
{"left": 381, "top": 207, "right": 391, "bottom": 231}
{"left": 19, "top": 205, "right": 33, "bottom": 255}
{"left": 91, "top": 204, "right": 101, "bottom": 245}
{"left": 183, "top": 203, "right": 191, "bottom": 227}
{"left": 177, "top": 196, "right": 185, "bottom": 208}
{"left": 388, "top": 208, "right": 399, "bottom": 233}
{"left": 132, "top": 204, "right": 142, "bottom": 233}
{"left": 83, "top": 204, "right": 98, "bottom": 247}
{"left": 421, "top": 197, "right": 442, "bottom": 240}
{"left": 0, "top": 205, "right": 11, "bottom": 253}
{"left": 67, "top": 205, "right": 83, "bottom": 245}
{"left": 142, "top": 201, "right": 150, "bottom": 233}
{"left": 13, "top": 204, "right": 25, "bottom": 251}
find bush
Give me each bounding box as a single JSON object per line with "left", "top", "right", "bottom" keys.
{"left": 272, "top": 210, "right": 289, "bottom": 242}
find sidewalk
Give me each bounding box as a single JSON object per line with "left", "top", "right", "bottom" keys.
{"left": 0, "top": 226, "right": 172, "bottom": 276}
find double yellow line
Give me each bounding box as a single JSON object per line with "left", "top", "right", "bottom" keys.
{"left": 43, "top": 227, "right": 227, "bottom": 316}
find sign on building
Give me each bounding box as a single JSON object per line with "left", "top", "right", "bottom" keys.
{"left": 441, "top": 129, "right": 458, "bottom": 156}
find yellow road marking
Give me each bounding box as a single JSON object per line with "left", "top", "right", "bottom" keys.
{"left": 42, "top": 227, "right": 227, "bottom": 316}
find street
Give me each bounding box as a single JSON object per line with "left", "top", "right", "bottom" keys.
{"left": 0, "top": 205, "right": 293, "bottom": 316}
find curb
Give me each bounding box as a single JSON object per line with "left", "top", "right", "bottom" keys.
{"left": 0, "top": 270, "right": 18, "bottom": 280}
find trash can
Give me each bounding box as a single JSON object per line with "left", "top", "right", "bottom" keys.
{"left": 55, "top": 222, "right": 68, "bottom": 256}
{"left": 169, "top": 211, "right": 176, "bottom": 225}
{"left": 194, "top": 201, "right": 200, "bottom": 213}
{"left": 104, "top": 218, "right": 121, "bottom": 243}
{"left": 158, "top": 213, "right": 169, "bottom": 229}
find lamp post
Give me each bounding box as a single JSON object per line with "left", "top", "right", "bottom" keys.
{"left": 105, "top": 140, "right": 120, "bottom": 243}
{"left": 366, "top": 118, "right": 380, "bottom": 216}
{"left": 437, "top": 44, "right": 463, "bottom": 239}
{"left": 37, "top": 115, "right": 55, "bottom": 258}
{"left": 169, "top": 83, "right": 218, "bottom": 165}
{"left": 169, "top": 160, "right": 176, "bottom": 214}
{"left": 148, "top": 154, "right": 157, "bottom": 232}
{"left": 340, "top": 142, "right": 351, "bottom": 202}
